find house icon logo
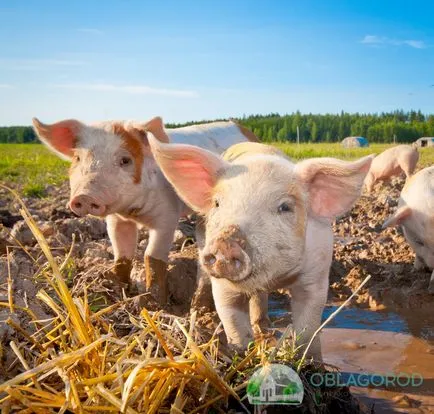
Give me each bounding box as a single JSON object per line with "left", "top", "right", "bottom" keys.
{"left": 247, "top": 363, "right": 304, "bottom": 405}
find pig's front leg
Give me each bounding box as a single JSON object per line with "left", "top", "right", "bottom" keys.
{"left": 211, "top": 278, "right": 253, "bottom": 349}
{"left": 144, "top": 217, "right": 179, "bottom": 303}
{"left": 106, "top": 214, "right": 138, "bottom": 284}
{"left": 290, "top": 278, "right": 328, "bottom": 362}
{"left": 249, "top": 292, "right": 270, "bottom": 335}
{"left": 364, "top": 172, "right": 374, "bottom": 194}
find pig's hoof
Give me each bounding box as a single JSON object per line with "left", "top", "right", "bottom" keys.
{"left": 144, "top": 256, "right": 168, "bottom": 304}
{"left": 252, "top": 321, "right": 272, "bottom": 338}
{"left": 105, "top": 258, "right": 132, "bottom": 286}
{"left": 428, "top": 283, "right": 434, "bottom": 294}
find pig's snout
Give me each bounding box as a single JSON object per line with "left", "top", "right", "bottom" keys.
{"left": 201, "top": 225, "right": 252, "bottom": 281}
{"left": 70, "top": 195, "right": 106, "bottom": 217}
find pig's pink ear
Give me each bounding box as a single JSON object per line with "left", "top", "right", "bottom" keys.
{"left": 148, "top": 134, "right": 228, "bottom": 212}
{"left": 32, "top": 118, "right": 81, "bottom": 160}
{"left": 128, "top": 116, "right": 170, "bottom": 145}
{"left": 295, "top": 155, "right": 374, "bottom": 218}
{"left": 382, "top": 205, "right": 412, "bottom": 229}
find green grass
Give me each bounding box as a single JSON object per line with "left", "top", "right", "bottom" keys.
{"left": 0, "top": 144, "right": 68, "bottom": 196}
{"left": 1, "top": 143, "right": 433, "bottom": 198}
{"left": 274, "top": 142, "right": 434, "bottom": 166}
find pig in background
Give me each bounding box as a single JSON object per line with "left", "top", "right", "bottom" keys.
{"left": 148, "top": 130, "right": 373, "bottom": 361}
{"left": 32, "top": 116, "right": 257, "bottom": 303}
{"left": 383, "top": 166, "right": 434, "bottom": 293}
{"left": 364, "top": 144, "right": 419, "bottom": 193}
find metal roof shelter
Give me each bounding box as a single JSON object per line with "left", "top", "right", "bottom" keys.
{"left": 414, "top": 137, "right": 434, "bottom": 148}
{"left": 341, "top": 136, "right": 369, "bottom": 148}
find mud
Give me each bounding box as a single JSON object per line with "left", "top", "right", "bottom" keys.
{"left": 1, "top": 174, "right": 433, "bottom": 412}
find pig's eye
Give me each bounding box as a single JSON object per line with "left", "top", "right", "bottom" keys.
{"left": 214, "top": 199, "right": 220, "bottom": 208}
{"left": 415, "top": 239, "right": 424, "bottom": 247}
{"left": 278, "top": 202, "right": 293, "bottom": 214}
{"left": 120, "top": 156, "right": 133, "bottom": 167}
{"left": 73, "top": 155, "right": 80, "bottom": 162}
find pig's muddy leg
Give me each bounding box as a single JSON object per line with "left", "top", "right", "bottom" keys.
{"left": 249, "top": 292, "right": 270, "bottom": 335}
{"left": 290, "top": 279, "right": 328, "bottom": 363}
{"left": 144, "top": 255, "right": 168, "bottom": 303}
{"left": 106, "top": 214, "right": 138, "bottom": 285}
{"left": 145, "top": 224, "right": 178, "bottom": 303}
{"left": 212, "top": 279, "right": 254, "bottom": 349}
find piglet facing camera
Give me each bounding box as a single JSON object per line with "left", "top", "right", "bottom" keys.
{"left": 149, "top": 134, "right": 373, "bottom": 361}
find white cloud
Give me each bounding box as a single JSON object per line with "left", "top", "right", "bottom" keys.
{"left": 361, "top": 35, "right": 383, "bottom": 45}
{"left": 77, "top": 28, "right": 103, "bottom": 35}
{"left": 403, "top": 40, "right": 425, "bottom": 49}
{"left": 0, "top": 84, "right": 13, "bottom": 88}
{"left": 361, "top": 35, "right": 426, "bottom": 49}
{"left": 52, "top": 83, "right": 199, "bottom": 98}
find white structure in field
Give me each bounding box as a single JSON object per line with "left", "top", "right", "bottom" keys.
{"left": 414, "top": 137, "right": 434, "bottom": 148}
{"left": 341, "top": 136, "right": 369, "bottom": 148}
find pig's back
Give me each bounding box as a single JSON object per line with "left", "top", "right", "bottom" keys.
{"left": 166, "top": 121, "right": 255, "bottom": 155}
{"left": 373, "top": 145, "right": 410, "bottom": 164}
{"left": 370, "top": 145, "right": 415, "bottom": 175}
{"left": 402, "top": 166, "right": 434, "bottom": 210}
{"left": 222, "top": 142, "right": 285, "bottom": 162}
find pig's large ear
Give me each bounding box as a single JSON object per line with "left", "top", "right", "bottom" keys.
{"left": 32, "top": 118, "right": 82, "bottom": 160}
{"left": 382, "top": 205, "right": 412, "bottom": 229}
{"left": 148, "top": 134, "right": 228, "bottom": 213}
{"left": 127, "top": 116, "right": 170, "bottom": 145}
{"left": 295, "top": 155, "right": 374, "bottom": 218}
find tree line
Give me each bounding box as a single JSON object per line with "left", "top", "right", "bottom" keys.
{"left": 2, "top": 110, "right": 434, "bottom": 144}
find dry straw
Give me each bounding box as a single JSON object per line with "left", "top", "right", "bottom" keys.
{"left": 0, "top": 187, "right": 246, "bottom": 413}
{"left": 0, "top": 185, "right": 369, "bottom": 412}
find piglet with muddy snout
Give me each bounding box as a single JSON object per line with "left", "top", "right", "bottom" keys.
{"left": 383, "top": 166, "right": 434, "bottom": 293}
{"left": 149, "top": 135, "right": 373, "bottom": 361}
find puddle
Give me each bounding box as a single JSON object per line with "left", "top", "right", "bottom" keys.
{"left": 269, "top": 295, "right": 434, "bottom": 413}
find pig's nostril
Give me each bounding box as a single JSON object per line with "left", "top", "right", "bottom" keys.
{"left": 204, "top": 254, "right": 216, "bottom": 266}
{"left": 91, "top": 203, "right": 100, "bottom": 210}
{"left": 233, "top": 259, "right": 242, "bottom": 269}
{"left": 75, "top": 202, "right": 82, "bottom": 209}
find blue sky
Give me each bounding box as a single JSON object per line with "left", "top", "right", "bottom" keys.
{"left": 0, "top": 0, "right": 433, "bottom": 125}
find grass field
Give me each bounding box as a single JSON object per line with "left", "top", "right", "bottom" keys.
{"left": 0, "top": 144, "right": 68, "bottom": 197}
{"left": 1, "top": 143, "right": 433, "bottom": 197}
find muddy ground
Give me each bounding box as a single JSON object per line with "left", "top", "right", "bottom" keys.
{"left": 0, "top": 174, "right": 433, "bottom": 411}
